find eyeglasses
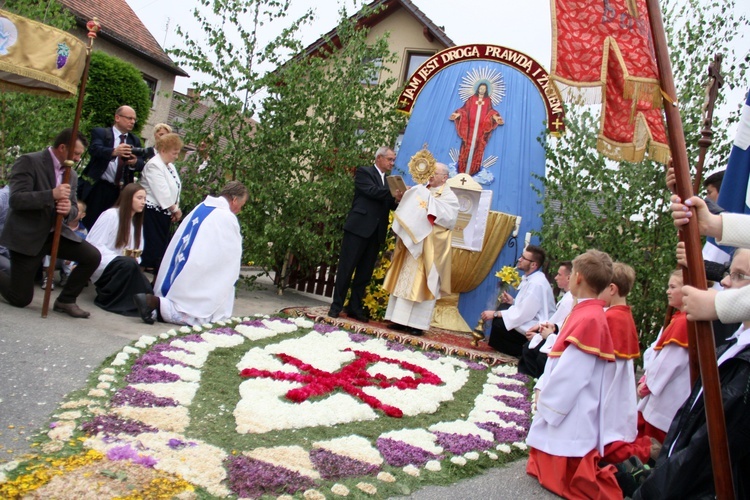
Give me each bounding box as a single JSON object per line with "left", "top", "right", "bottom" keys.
{"left": 724, "top": 272, "right": 750, "bottom": 282}
{"left": 519, "top": 255, "right": 538, "bottom": 265}
{"left": 117, "top": 114, "right": 137, "bottom": 122}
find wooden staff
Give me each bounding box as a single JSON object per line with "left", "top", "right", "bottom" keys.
{"left": 693, "top": 55, "right": 724, "bottom": 194}
{"left": 645, "top": 1, "right": 734, "bottom": 498}
{"left": 42, "top": 19, "right": 100, "bottom": 317}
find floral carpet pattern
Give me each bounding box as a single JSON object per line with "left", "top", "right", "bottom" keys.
{"left": 0, "top": 315, "right": 531, "bottom": 499}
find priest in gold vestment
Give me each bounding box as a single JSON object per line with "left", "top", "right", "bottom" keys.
{"left": 383, "top": 163, "right": 459, "bottom": 334}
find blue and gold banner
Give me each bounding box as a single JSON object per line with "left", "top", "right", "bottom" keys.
{"left": 0, "top": 9, "right": 86, "bottom": 97}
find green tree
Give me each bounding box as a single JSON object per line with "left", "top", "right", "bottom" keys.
{"left": 171, "top": 1, "right": 406, "bottom": 289}
{"left": 83, "top": 51, "right": 152, "bottom": 136}
{"left": 537, "top": 0, "right": 748, "bottom": 348}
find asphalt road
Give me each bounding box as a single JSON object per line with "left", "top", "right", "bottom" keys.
{"left": 0, "top": 274, "right": 556, "bottom": 499}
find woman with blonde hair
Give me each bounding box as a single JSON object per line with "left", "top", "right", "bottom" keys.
{"left": 143, "top": 123, "right": 172, "bottom": 162}
{"left": 139, "top": 132, "right": 183, "bottom": 275}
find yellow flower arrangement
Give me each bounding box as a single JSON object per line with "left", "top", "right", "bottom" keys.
{"left": 495, "top": 266, "right": 521, "bottom": 290}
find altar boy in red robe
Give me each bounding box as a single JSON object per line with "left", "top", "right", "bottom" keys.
{"left": 526, "top": 249, "right": 621, "bottom": 499}
{"left": 599, "top": 263, "right": 652, "bottom": 464}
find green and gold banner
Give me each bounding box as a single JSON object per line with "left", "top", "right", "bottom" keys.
{"left": 0, "top": 9, "right": 86, "bottom": 97}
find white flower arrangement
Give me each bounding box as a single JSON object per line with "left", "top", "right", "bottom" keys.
{"left": 262, "top": 318, "right": 298, "bottom": 333}
{"left": 137, "top": 335, "right": 158, "bottom": 345}
{"left": 123, "top": 346, "right": 140, "bottom": 354}
{"left": 234, "top": 323, "right": 279, "bottom": 341}
{"left": 428, "top": 421, "right": 494, "bottom": 442}
{"left": 179, "top": 326, "right": 192, "bottom": 333}
{"left": 246, "top": 446, "right": 320, "bottom": 479}
{"left": 331, "top": 483, "right": 350, "bottom": 496}
{"left": 512, "top": 442, "right": 528, "bottom": 450}
{"left": 292, "top": 317, "right": 315, "bottom": 329}
{"left": 111, "top": 352, "right": 129, "bottom": 366}
{"left": 379, "top": 429, "right": 443, "bottom": 455}
{"left": 403, "top": 464, "right": 420, "bottom": 477}
{"left": 150, "top": 363, "right": 201, "bottom": 383}
{"left": 464, "top": 451, "right": 480, "bottom": 461}
{"left": 303, "top": 489, "right": 326, "bottom": 500}
{"left": 425, "top": 460, "right": 442, "bottom": 472}
{"left": 130, "top": 381, "right": 199, "bottom": 406}
{"left": 113, "top": 405, "right": 190, "bottom": 433}
{"left": 355, "top": 482, "right": 378, "bottom": 495}
{"left": 376, "top": 472, "right": 396, "bottom": 483}
{"left": 312, "top": 435, "right": 384, "bottom": 466}
{"left": 496, "top": 444, "right": 512, "bottom": 454}
{"left": 450, "top": 456, "right": 467, "bottom": 466}
{"left": 484, "top": 451, "right": 499, "bottom": 460}
{"left": 98, "top": 374, "right": 115, "bottom": 382}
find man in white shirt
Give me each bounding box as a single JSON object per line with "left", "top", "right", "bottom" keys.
{"left": 481, "top": 245, "right": 556, "bottom": 357}
{"left": 518, "top": 260, "right": 574, "bottom": 377}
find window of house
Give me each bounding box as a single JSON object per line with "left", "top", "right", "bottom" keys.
{"left": 361, "top": 58, "right": 382, "bottom": 85}
{"left": 403, "top": 51, "right": 434, "bottom": 82}
{"left": 142, "top": 74, "right": 158, "bottom": 105}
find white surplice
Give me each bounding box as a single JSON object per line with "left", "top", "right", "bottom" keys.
{"left": 384, "top": 184, "right": 459, "bottom": 330}
{"left": 637, "top": 343, "right": 690, "bottom": 432}
{"left": 86, "top": 208, "right": 143, "bottom": 282}
{"left": 154, "top": 195, "right": 242, "bottom": 325}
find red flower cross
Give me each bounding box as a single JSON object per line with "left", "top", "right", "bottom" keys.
{"left": 239, "top": 349, "right": 443, "bottom": 418}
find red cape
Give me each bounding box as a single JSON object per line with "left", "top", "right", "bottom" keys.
{"left": 654, "top": 310, "right": 688, "bottom": 350}
{"left": 605, "top": 305, "right": 640, "bottom": 360}
{"left": 549, "top": 299, "right": 615, "bottom": 361}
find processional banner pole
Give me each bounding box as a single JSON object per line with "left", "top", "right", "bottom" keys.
{"left": 644, "top": 1, "right": 734, "bottom": 498}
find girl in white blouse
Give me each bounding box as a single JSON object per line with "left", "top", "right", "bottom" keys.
{"left": 86, "top": 183, "right": 152, "bottom": 315}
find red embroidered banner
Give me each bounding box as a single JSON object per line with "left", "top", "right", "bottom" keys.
{"left": 551, "top": 0, "right": 669, "bottom": 163}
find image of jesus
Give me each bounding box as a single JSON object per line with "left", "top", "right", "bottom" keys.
{"left": 450, "top": 83, "right": 504, "bottom": 175}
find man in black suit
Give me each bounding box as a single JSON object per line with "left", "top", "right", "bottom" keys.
{"left": 329, "top": 146, "right": 402, "bottom": 322}
{"left": 80, "top": 105, "right": 145, "bottom": 228}
{"left": 0, "top": 129, "right": 101, "bottom": 318}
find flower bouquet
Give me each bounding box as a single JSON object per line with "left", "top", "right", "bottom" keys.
{"left": 495, "top": 266, "right": 521, "bottom": 296}
{"left": 471, "top": 266, "right": 521, "bottom": 346}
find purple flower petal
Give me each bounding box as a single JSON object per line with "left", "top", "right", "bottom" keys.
{"left": 313, "top": 323, "right": 339, "bottom": 334}
{"left": 309, "top": 448, "right": 380, "bottom": 479}
{"left": 126, "top": 366, "right": 181, "bottom": 384}
{"left": 209, "top": 327, "right": 239, "bottom": 336}
{"left": 376, "top": 438, "right": 442, "bottom": 467}
{"left": 81, "top": 415, "right": 158, "bottom": 437}
{"left": 111, "top": 386, "right": 178, "bottom": 408}
{"left": 348, "top": 333, "right": 370, "bottom": 343}
{"left": 176, "top": 334, "right": 205, "bottom": 343}
{"left": 433, "top": 431, "right": 494, "bottom": 454}
{"left": 224, "top": 456, "right": 316, "bottom": 497}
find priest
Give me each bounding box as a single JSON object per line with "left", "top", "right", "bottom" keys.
{"left": 133, "top": 181, "right": 248, "bottom": 326}
{"left": 383, "top": 163, "right": 459, "bottom": 335}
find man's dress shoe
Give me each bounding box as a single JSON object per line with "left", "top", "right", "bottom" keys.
{"left": 53, "top": 300, "right": 90, "bottom": 318}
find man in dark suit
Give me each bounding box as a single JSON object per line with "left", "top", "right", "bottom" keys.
{"left": 80, "top": 105, "right": 145, "bottom": 228}
{"left": 329, "top": 146, "right": 402, "bottom": 322}
{"left": 0, "top": 129, "right": 101, "bottom": 318}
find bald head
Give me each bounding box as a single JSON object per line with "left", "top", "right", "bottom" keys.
{"left": 430, "top": 162, "right": 449, "bottom": 187}
{"left": 114, "top": 105, "right": 137, "bottom": 133}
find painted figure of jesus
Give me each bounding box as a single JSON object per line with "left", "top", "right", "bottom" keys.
{"left": 450, "top": 83, "right": 504, "bottom": 175}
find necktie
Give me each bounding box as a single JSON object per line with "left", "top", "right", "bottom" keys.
{"left": 114, "top": 134, "right": 127, "bottom": 187}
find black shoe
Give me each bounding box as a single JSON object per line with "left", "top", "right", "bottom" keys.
{"left": 347, "top": 311, "right": 369, "bottom": 323}
{"left": 328, "top": 308, "right": 341, "bottom": 318}
{"left": 133, "top": 293, "right": 156, "bottom": 325}
{"left": 390, "top": 323, "right": 422, "bottom": 335}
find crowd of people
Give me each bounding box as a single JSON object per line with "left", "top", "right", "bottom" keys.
{"left": 2, "top": 126, "right": 750, "bottom": 498}
{"left": 0, "top": 115, "right": 248, "bottom": 327}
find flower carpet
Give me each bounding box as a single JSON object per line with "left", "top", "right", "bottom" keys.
{"left": 0, "top": 314, "right": 532, "bottom": 499}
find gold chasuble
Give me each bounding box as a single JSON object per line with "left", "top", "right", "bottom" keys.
{"left": 383, "top": 184, "right": 459, "bottom": 330}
